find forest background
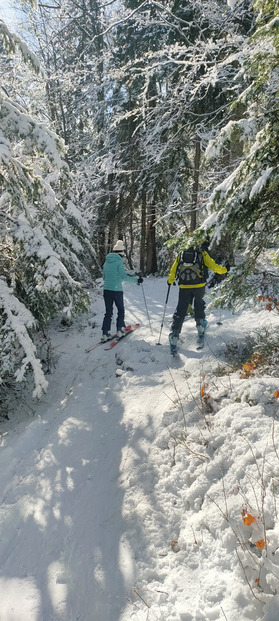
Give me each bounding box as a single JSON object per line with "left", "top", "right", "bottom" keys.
{"left": 0, "top": 0, "right": 278, "bottom": 401}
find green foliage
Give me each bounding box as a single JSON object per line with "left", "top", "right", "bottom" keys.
{"left": 165, "top": 227, "right": 212, "bottom": 252}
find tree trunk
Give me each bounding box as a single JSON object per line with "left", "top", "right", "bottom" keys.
{"left": 190, "top": 135, "right": 201, "bottom": 233}
{"left": 146, "top": 202, "right": 157, "bottom": 274}
{"left": 117, "top": 193, "right": 124, "bottom": 239}
{"left": 98, "top": 229, "right": 106, "bottom": 270}
{"left": 140, "top": 192, "right": 147, "bottom": 274}
{"left": 107, "top": 221, "right": 114, "bottom": 253}
{"left": 126, "top": 210, "right": 134, "bottom": 269}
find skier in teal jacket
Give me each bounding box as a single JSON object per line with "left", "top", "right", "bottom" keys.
{"left": 101, "top": 240, "right": 143, "bottom": 341}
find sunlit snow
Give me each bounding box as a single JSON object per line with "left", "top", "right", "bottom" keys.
{"left": 0, "top": 277, "right": 279, "bottom": 620}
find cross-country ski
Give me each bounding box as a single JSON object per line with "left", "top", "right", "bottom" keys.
{"left": 104, "top": 323, "right": 140, "bottom": 349}
{"left": 85, "top": 333, "right": 117, "bottom": 352}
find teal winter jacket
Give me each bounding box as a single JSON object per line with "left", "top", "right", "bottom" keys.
{"left": 102, "top": 253, "right": 138, "bottom": 291}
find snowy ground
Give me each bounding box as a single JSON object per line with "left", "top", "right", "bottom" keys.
{"left": 1, "top": 277, "right": 279, "bottom": 621}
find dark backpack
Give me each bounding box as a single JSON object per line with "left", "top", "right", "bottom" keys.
{"left": 175, "top": 247, "right": 204, "bottom": 285}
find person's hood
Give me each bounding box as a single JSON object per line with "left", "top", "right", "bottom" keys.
{"left": 105, "top": 253, "right": 123, "bottom": 264}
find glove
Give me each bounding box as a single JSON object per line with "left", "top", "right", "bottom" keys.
{"left": 224, "top": 260, "right": 230, "bottom": 272}
{"left": 137, "top": 276, "right": 143, "bottom": 285}
{"left": 167, "top": 280, "right": 176, "bottom": 286}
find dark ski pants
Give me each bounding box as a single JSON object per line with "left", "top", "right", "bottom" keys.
{"left": 171, "top": 286, "right": 206, "bottom": 337}
{"left": 102, "top": 290, "right": 125, "bottom": 334}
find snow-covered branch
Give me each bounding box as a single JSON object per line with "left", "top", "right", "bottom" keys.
{"left": 0, "top": 279, "right": 48, "bottom": 398}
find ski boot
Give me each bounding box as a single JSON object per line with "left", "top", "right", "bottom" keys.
{"left": 169, "top": 333, "right": 178, "bottom": 356}
{"left": 196, "top": 320, "right": 207, "bottom": 350}
{"left": 101, "top": 332, "right": 111, "bottom": 343}
{"left": 116, "top": 327, "right": 126, "bottom": 339}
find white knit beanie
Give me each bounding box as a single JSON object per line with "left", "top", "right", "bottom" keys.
{"left": 113, "top": 240, "right": 125, "bottom": 254}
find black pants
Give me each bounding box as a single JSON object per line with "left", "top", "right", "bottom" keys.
{"left": 102, "top": 290, "right": 125, "bottom": 334}
{"left": 171, "top": 287, "right": 205, "bottom": 337}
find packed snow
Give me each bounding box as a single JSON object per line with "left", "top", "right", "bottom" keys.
{"left": 1, "top": 276, "right": 279, "bottom": 621}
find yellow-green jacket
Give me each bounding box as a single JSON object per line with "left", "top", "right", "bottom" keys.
{"left": 168, "top": 250, "right": 227, "bottom": 289}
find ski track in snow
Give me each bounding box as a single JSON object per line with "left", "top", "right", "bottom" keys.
{"left": 0, "top": 277, "right": 279, "bottom": 621}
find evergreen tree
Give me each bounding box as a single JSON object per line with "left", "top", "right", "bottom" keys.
{"left": 19, "top": 0, "right": 121, "bottom": 265}
{"left": 15, "top": 0, "right": 257, "bottom": 277}
{"left": 0, "top": 19, "right": 93, "bottom": 398}
{"left": 106, "top": 0, "right": 255, "bottom": 271}
{"left": 203, "top": 0, "right": 279, "bottom": 306}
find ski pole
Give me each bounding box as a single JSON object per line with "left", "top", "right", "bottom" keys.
{"left": 157, "top": 284, "right": 171, "bottom": 345}
{"left": 141, "top": 281, "right": 153, "bottom": 335}
{"left": 216, "top": 307, "right": 222, "bottom": 326}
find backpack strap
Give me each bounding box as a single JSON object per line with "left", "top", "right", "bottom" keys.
{"left": 175, "top": 251, "right": 184, "bottom": 280}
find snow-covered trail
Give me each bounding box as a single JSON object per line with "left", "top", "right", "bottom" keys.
{"left": 1, "top": 277, "right": 279, "bottom": 621}
{"left": 0, "top": 343, "right": 127, "bottom": 619}
{"left": 0, "top": 278, "right": 180, "bottom": 620}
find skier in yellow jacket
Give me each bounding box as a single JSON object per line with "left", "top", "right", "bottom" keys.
{"left": 168, "top": 246, "right": 229, "bottom": 350}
